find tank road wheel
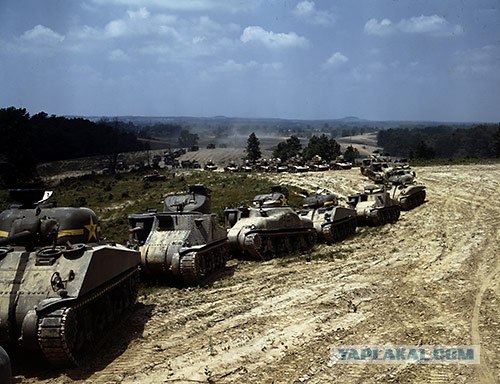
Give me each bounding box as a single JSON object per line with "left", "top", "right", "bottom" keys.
{"left": 322, "top": 224, "right": 334, "bottom": 244}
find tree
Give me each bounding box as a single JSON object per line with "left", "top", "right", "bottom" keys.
{"left": 302, "top": 134, "right": 341, "bottom": 161}
{"left": 414, "top": 140, "right": 435, "bottom": 159}
{"left": 0, "top": 107, "right": 38, "bottom": 186}
{"left": 343, "top": 145, "right": 360, "bottom": 163}
{"left": 492, "top": 123, "right": 500, "bottom": 157}
{"left": 246, "top": 132, "right": 261, "bottom": 163}
{"left": 272, "top": 135, "right": 302, "bottom": 161}
{"left": 178, "top": 129, "right": 199, "bottom": 148}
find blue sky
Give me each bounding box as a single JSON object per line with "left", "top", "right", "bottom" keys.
{"left": 0, "top": 0, "right": 499, "bottom": 121}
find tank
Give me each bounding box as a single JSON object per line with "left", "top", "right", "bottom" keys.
{"left": 308, "top": 156, "right": 330, "bottom": 172}
{"left": 299, "top": 192, "right": 357, "bottom": 243}
{"left": 364, "top": 161, "right": 389, "bottom": 183}
{"left": 0, "top": 189, "right": 140, "bottom": 366}
{"left": 0, "top": 346, "right": 11, "bottom": 384}
{"left": 128, "top": 185, "right": 228, "bottom": 285}
{"left": 360, "top": 158, "right": 372, "bottom": 176}
{"left": 224, "top": 161, "right": 240, "bottom": 172}
{"left": 224, "top": 186, "right": 316, "bottom": 260}
{"left": 204, "top": 160, "right": 217, "bottom": 171}
{"left": 347, "top": 186, "right": 400, "bottom": 226}
{"left": 389, "top": 184, "right": 426, "bottom": 210}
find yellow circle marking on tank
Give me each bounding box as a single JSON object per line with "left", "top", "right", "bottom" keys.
{"left": 84, "top": 216, "right": 98, "bottom": 241}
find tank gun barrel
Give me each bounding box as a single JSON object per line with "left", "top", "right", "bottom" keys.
{"left": 0, "top": 230, "right": 32, "bottom": 247}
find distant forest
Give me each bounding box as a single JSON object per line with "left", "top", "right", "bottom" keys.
{"left": 378, "top": 124, "right": 500, "bottom": 159}
{"left": 0, "top": 107, "right": 146, "bottom": 186}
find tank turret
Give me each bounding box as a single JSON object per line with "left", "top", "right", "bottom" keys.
{"left": 0, "top": 190, "right": 140, "bottom": 366}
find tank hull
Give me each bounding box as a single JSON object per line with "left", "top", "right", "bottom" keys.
{"left": 301, "top": 206, "right": 357, "bottom": 244}
{"left": 0, "top": 244, "right": 139, "bottom": 366}
{"left": 390, "top": 185, "right": 426, "bottom": 210}
{"left": 226, "top": 207, "right": 316, "bottom": 260}
{"left": 349, "top": 188, "right": 401, "bottom": 226}
{"left": 129, "top": 186, "right": 228, "bottom": 285}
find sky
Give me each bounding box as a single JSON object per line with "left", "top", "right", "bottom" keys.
{"left": 0, "top": 0, "right": 499, "bottom": 122}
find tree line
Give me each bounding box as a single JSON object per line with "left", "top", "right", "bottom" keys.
{"left": 0, "top": 107, "right": 146, "bottom": 187}
{"left": 377, "top": 124, "right": 500, "bottom": 160}
{"left": 245, "top": 133, "right": 360, "bottom": 163}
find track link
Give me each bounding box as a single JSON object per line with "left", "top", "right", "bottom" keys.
{"left": 242, "top": 230, "right": 316, "bottom": 260}
{"left": 322, "top": 217, "right": 357, "bottom": 244}
{"left": 37, "top": 269, "right": 139, "bottom": 366}
{"left": 179, "top": 243, "right": 228, "bottom": 285}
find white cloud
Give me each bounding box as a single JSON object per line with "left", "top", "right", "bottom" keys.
{"left": 108, "top": 48, "right": 130, "bottom": 61}
{"left": 207, "top": 59, "right": 283, "bottom": 74}
{"left": 68, "top": 8, "right": 236, "bottom": 61}
{"left": 293, "top": 1, "right": 335, "bottom": 26}
{"left": 241, "top": 26, "right": 308, "bottom": 48}
{"left": 399, "top": 15, "right": 464, "bottom": 36}
{"left": 90, "top": 0, "right": 253, "bottom": 12}
{"left": 21, "top": 25, "right": 65, "bottom": 45}
{"left": 211, "top": 59, "right": 251, "bottom": 72}
{"left": 364, "top": 18, "right": 394, "bottom": 36}
{"left": 364, "top": 15, "right": 464, "bottom": 37}
{"left": 452, "top": 45, "right": 500, "bottom": 78}
{"left": 323, "top": 52, "right": 348, "bottom": 69}
{"left": 127, "top": 7, "right": 150, "bottom": 20}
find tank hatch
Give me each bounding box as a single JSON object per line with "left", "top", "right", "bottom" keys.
{"left": 164, "top": 185, "right": 211, "bottom": 213}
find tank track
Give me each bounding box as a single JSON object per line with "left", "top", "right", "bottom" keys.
{"left": 243, "top": 230, "right": 316, "bottom": 260}
{"left": 322, "top": 217, "right": 357, "bottom": 244}
{"left": 37, "top": 268, "right": 139, "bottom": 366}
{"left": 399, "top": 190, "right": 426, "bottom": 210}
{"left": 371, "top": 206, "right": 400, "bottom": 226}
{"left": 179, "top": 242, "right": 228, "bottom": 285}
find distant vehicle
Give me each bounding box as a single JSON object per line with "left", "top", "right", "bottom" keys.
{"left": 204, "top": 160, "right": 218, "bottom": 171}
{"left": 143, "top": 170, "right": 167, "bottom": 182}
{"left": 224, "top": 161, "right": 240, "bottom": 172}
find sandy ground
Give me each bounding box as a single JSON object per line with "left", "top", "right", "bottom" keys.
{"left": 14, "top": 163, "right": 499, "bottom": 384}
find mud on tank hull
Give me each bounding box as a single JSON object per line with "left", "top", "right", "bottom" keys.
{"left": 0, "top": 244, "right": 139, "bottom": 367}
{"left": 226, "top": 207, "right": 316, "bottom": 260}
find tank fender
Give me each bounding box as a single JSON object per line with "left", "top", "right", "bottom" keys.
{"left": 35, "top": 297, "right": 76, "bottom": 314}
{"left": 20, "top": 310, "right": 38, "bottom": 350}
{"left": 169, "top": 252, "right": 180, "bottom": 275}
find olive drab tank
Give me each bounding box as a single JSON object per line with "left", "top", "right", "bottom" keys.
{"left": 0, "top": 189, "right": 140, "bottom": 366}
{"left": 386, "top": 168, "right": 426, "bottom": 210}
{"left": 347, "top": 185, "right": 400, "bottom": 226}
{"left": 128, "top": 185, "right": 228, "bottom": 285}
{"left": 224, "top": 186, "right": 316, "bottom": 260}
{"left": 299, "top": 191, "right": 357, "bottom": 244}
{"left": 0, "top": 345, "right": 11, "bottom": 384}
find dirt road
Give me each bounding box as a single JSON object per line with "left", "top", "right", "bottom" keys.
{"left": 15, "top": 164, "right": 499, "bottom": 383}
